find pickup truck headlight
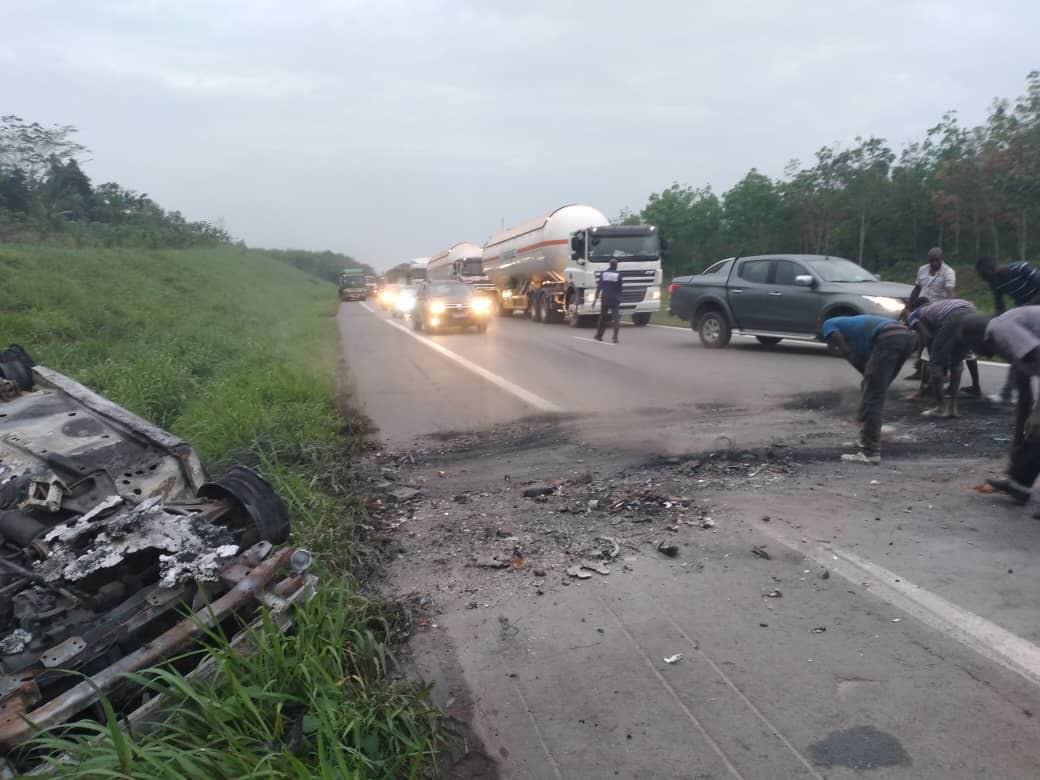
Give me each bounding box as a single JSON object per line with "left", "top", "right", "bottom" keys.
{"left": 862, "top": 295, "right": 905, "bottom": 313}
{"left": 471, "top": 297, "right": 491, "bottom": 315}
{"left": 430, "top": 301, "right": 446, "bottom": 314}
{"left": 584, "top": 289, "right": 597, "bottom": 304}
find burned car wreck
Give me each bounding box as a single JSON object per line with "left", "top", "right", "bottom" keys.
{"left": 0, "top": 345, "right": 315, "bottom": 771}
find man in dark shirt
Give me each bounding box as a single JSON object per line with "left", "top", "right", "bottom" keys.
{"left": 822, "top": 315, "right": 916, "bottom": 464}
{"left": 907, "top": 298, "right": 978, "bottom": 417}
{"left": 594, "top": 260, "right": 623, "bottom": 343}
{"left": 976, "top": 256, "right": 1040, "bottom": 402}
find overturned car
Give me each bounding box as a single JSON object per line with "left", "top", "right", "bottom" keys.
{"left": 0, "top": 346, "right": 315, "bottom": 772}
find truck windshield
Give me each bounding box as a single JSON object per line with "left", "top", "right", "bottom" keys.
{"left": 342, "top": 277, "right": 365, "bottom": 288}
{"left": 410, "top": 269, "right": 427, "bottom": 282}
{"left": 805, "top": 258, "right": 875, "bottom": 283}
{"left": 589, "top": 234, "right": 660, "bottom": 260}
{"left": 461, "top": 259, "right": 484, "bottom": 276}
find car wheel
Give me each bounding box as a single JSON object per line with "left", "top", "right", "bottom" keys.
{"left": 632, "top": 312, "right": 651, "bottom": 327}
{"left": 697, "top": 310, "right": 731, "bottom": 349}
{"left": 755, "top": 336, "right": 782, "bottom": 346}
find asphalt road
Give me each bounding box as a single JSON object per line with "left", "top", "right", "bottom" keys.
{"left": 338, "top": 301, "right": 1040, "bottom": 779}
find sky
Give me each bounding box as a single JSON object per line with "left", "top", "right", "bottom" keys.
{"left": 4, "top": 0, "right": 1038, "bottom": 270}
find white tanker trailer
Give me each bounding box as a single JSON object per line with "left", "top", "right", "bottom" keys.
{"left": 427, "top": 242, "right": 496, "bottom": 294}
{"left": 481, "top": 204, "right": 662, "bottom": 326}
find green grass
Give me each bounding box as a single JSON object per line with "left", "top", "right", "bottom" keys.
{"left": 1, "top": 242, "right": 440, "bottom": 777}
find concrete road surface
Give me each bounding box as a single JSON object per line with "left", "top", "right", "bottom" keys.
{"left": 338, "top": 302, "right": 1040, "bottom": 779}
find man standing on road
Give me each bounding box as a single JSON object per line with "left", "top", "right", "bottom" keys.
{"left": 966, "top": 308, "right": 1040, "bottom": 509}
{"left": 904, "top": 247, "right": 956, "bottom": 382}
{"left": 594, "top": 259, "right": 623, "bottom": 343}
{"left": 907, "top": 298, "right": 980, "bottom": 418}
{"left": 823, "top": 315, "right": 916, "bottom": 465}
{"left": 976, "top": 256, "right": 1040, "bottom": 403}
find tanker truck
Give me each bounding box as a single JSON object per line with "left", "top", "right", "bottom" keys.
{"left": 408, "top": 257, "right": 429, "bottom": 285}
{"left": 427, "top": 242, "right": 497, "bottom": 295}
{"left": 482, "top": 204, "right": 662, "bottom": 326}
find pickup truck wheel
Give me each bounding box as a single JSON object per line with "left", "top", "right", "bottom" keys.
{"left": 755, "top": 336, "right": 782, "bottom": 346}
{"left": 632, "top": 313, "right": 651, "bottom": 327}
{"left": 697, "top": 311, "right": 731, "bottom": 349}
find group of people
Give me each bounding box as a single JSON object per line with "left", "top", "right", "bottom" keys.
{"left": 823, "top": 249, "right": 1040, "bottom": 510}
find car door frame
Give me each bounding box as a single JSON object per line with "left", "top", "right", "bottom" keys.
{"left": 727, "top": 258, "right": 775, "bottom": 331}
{"left": 759, "top": 258, "right": 823, "bottom": 335}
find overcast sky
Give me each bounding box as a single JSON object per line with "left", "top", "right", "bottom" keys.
{"left": 5, "top": 0, "right": 1038, "bottom": 270}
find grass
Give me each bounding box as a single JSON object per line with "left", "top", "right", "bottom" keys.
{"left": 0, "top": 242, "right": 440, "bottom": 777}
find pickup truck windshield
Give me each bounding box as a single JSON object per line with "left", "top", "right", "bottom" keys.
{"left": 461, "top": 259, "right": 484, "bottom": 276}
{"left": 806, "top": 258, "right": 875, "bottom": 283}
{"left": 427, "top": 283, "right": 473, "bottom": 298}
{"left": 589, "top": 234, "right": 660, "bottom": 260}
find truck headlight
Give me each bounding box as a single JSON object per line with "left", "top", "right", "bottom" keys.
{"left": 649, "top": 287, "right": 661, "bottom": 301}
{"left": 862, "top": 295, "right": 905, "bottom": 313}
{"left": 584, "top": 289, "right": 597, "bottom": 304}
{"left": 430, "top": 301, "right": 446, "bottom": 314}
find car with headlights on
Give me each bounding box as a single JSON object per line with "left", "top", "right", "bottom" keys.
{"left": 668, "top": 254, "right": 913, "bottom": 349}
{"left": 377, "top": 283, "right": 402, "bottom": 311}
{"left": 392, "top": 284, "right": 419, "bottom": 318}
{"left": 412, "top": 281, "right": 492, "bottom": 333}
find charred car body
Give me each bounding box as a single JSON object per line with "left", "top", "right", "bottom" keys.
{"left": 0, "top": 346, "right": 315, "bottom": 772}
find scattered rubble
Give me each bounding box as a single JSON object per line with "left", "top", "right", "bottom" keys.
{"left": 751, "top": 545, "right": 772, "bottom": 560}
{"left": 663, "top": 654, "right": 683, "bottom": 664}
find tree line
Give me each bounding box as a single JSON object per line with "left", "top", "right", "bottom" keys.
{"left": 623, "top": 71, "right": 1040, "bottom": 278}
{"left": 0, "top": 114, "right": 230, "bottom": 248}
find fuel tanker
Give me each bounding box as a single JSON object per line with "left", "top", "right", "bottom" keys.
{"left": 427, "top": 242, "right": 496, "bottom": 294}
{"left": 481, "top": 204, "right": 662, "bottom": 326}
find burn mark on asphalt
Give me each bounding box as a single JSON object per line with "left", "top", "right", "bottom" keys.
{"left": 809, "top": 725, "right": 911, "bottom": 770}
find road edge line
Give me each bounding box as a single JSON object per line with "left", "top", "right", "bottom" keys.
{"left": 362, "top": 308, "right": 562, "bottom": 413}
{"left": 758, "top": 523, "right": 1040, "bottom": 689}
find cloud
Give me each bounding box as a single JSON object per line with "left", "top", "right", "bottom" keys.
{"left": 3, "top": 0, "right": 1039, "bottom": 269}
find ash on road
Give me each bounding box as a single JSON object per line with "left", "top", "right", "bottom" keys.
{"left": 341, "top": 302, "right": 1040, "bottom": 779}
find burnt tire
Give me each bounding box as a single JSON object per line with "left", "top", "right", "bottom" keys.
{"left": 0, "top": 344, "right": 35, "bottom": 390}
{"left": 198, "top": 465, "right": 290, "bottom": 546}
{"left": 755, "top": 336, "right": 782, "bottom": 346}
{"left": 697, "top": 311, "right": 731, "bottom": 349}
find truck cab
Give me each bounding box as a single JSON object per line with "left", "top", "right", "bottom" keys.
{"left": 567, "top": 225, "right": 663, "bottom": 326}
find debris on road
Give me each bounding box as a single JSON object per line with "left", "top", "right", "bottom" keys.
{"left": 476, "top": 556, "right": 510, "bottom": 569}
{"left": 566, "top": 562, "right": 610, "bottom": 578}
{"left": 566, "top": 565, "right": 592, "bottom": 580}
{"left": 663, "top": 654, "right": 683, "bottom": 664}
{"left": 523, "top": 482, "right": 557, "bottom": 498}
{"left": 595, "top": 536, "right": 620, "bottom": 559}
{"left": 700, "top": 516, "right": 716, "bottom": 528}
{"left": 388, "top": 487, "right": 422, "bottom": 503}
{"left": 752, "top": 545, "right": 772, "bottom": 560}
{"left": 811, "top": 627, "right": 827, "bottom": 633}
{"left": 657, "top": 541, "right": 679, "bottom": 557}
{"left": 765, "top": 589, "right": 783, "bottom": 598}
{"left": 580, "top": 561, "right": 610, "bottom": 576}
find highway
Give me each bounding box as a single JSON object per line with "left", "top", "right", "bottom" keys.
{"left": 338, "top": 301, "right": 1040, "bottom": 779}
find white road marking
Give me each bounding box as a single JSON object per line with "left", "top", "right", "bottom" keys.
{"left": 359, "top": 302, "right": 375, "bottom": 313}
{"left": 363, "top": 308, "right": 562, "bottom": 413}
{"left": 573, "top": 336, "right": 614, "bottom": 345}
{"left": 758, "top": 524, "right": 1040, "bottom": 689}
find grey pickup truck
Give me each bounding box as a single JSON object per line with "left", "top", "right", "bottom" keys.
{"left": 668, "top": 254, "right": 914, "bottom": 348}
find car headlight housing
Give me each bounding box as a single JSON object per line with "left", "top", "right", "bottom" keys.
{"left": 430, "top": 301, "right": 446, "bottom": 314}
{"left": 862, "top": 295, "right": 905, "bottom": 313}
{"left": 472, "top": 297, "right": 491, "bottom": 315}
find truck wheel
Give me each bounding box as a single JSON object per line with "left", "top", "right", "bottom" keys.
{"left": 535, "top": 294, "right": 548, "bottom": 323}
{"left": 698, "top": 311, "right": 731, "bottom": 349}
{"left": 632, "top": 313, "right": 651, "bottom": 327}
{"left": 755, "top": 336, "right": 782, "bottom": 346}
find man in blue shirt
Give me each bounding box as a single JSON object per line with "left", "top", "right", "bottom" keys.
{"left": 823, "top": 315, "right": 916, "bottom": 464}
{"left": 976, "top": 256, "right": 1040, "bottom": 402}
{"left": 594, "top": 260, "right": 624, "bottom": 343}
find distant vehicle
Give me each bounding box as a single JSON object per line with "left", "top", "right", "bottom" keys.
{"left": 482, "top": 204, "right": 662, "bottom": 326}
{"left": 393, "top": 285, "right": 419, "bottom": 318}
{"left": 365, "top": 275, "right": 378, "bottom": 295}
{"left": 412, "top": 281, "right": 491, "bottom": 334}
{"left": 427, "top": 242, "right": 497, "bottom": 296}
{"left": 338, "top": 268, "right": 368, "bottom": 302}
{"left": 408, "top": 258, "right": 429, "bottom": 285}
{"left": 378, "top": 283, "right": 403, "bottom": 311}
{"left": 668, "top": 254, "right": 913, "bottom": 349}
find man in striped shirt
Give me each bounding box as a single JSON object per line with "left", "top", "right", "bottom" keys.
{"left": 908, "top": 298, "right": 978, "bottom": 417}
{"left": 976, "top": 257, "right": 1040, "bottom": 402}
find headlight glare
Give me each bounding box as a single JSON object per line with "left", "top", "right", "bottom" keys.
{"left": 863, "top": 295, "right": 905, "bottom": 313}
{"left": 430, "top": 301, "right": 446, "bottom": 314}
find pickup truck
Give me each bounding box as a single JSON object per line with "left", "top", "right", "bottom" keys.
{"left": 668, "top": 254, "right": 914, "bottom": 348}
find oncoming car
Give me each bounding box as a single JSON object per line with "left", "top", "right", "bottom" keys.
{"left": 411, "top": 281, "right": 492, "bottom": 333}
{"left": 377, "top": 283, "right": 402, "bottom": 311}
{"left": 392, "top": 285, "right": 419, "bottom": 318}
